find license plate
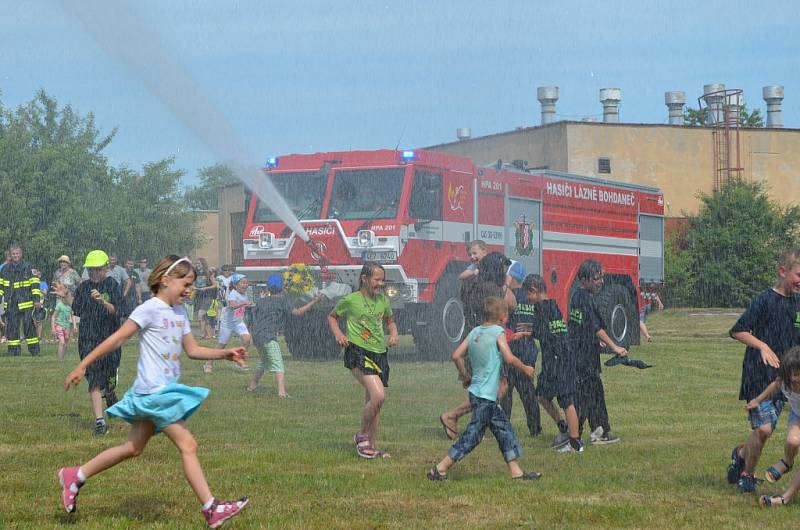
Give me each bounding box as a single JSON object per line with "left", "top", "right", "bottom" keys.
{"left": 362, "top": 250, "right": 397, "bottom": 262}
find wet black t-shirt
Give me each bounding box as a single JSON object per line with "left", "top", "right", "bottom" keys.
{"left": 568, "top": 288, "right": 604, "bottom": 377}
{"left": 460, "top": 277, "right": 503, "bottom": 333}
{"left": 72, "top": 277, "right": 123, "bottom": 351}
{"left": 730, "top": 288, "right": 800, "bottom": 401}
{"left": 250, "top": 295, "right": 293, "bottom": 344}
{"left": 532, "top": 299, "right": 572, "bottom": 369}
{"left": 508, "top": 288, "right": 538, "bottom": 365}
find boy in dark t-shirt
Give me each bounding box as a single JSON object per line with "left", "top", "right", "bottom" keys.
{"left": 247, "top": 274, "right": 321, "bottom": 397}
{"left": 568, "top": 259, "right": 627, "bottom": 445}
{"left": 499, "top": 262, "right": 541, "bottom": 437}
{"left": 726, "top": 249, "right": 800, "bottom": 493}
{"left": 522, "top": 274, "right": 582, "bottom": 452}
{"left": 71, "top": 250, "right": 123, "bottom": 435}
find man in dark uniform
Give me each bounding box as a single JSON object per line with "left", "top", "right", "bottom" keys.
{"left": 0, "top": 244, "right": 42, "bottom": 356}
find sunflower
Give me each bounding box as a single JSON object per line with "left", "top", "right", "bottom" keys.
{"left": 284, "top": 262, "right": 315, "bottom": 294}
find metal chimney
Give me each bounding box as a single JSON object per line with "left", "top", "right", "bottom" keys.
{"left": 725, "top": 93, "right": 743, "bottom": 127}
{"left": 599, "top": 88, "right": 621, "bottom": 123}
{"left": 703, "top": 83, "right": 726, "bottom": 124}
{"left": 537, "top": 86, "right": 559, "bottom": 125}
{"left": 763, "top": 85, "right": 784, "bottom": 128}
{"left": 456, "top": 128, "right": 471, "bottom": 141}
{"left": 665, "top": 91, "right": 686, "bottom": 124}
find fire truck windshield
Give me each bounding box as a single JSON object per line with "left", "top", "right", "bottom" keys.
{"left": 253, "top": 171, "right": 326, "bottom": 222}
{"left": 327, "top": 167, "right": 404, "bottom": 220}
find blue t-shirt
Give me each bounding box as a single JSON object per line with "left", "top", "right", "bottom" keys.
{"left": 466, "top": 324, "right": 505, "bottom": 401}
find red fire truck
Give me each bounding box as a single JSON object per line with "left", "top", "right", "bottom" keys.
{"left": 237, "top": 149, "right": 664, "bottom": 360}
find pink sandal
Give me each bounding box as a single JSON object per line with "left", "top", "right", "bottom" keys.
{"left": 355, "top": 433, "right": 377, "bottom": 459}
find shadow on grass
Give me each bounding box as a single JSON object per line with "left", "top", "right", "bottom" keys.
{"left": 54, "top": 512, "right": 78, "bottom": 525}
{"left": 117, "top": 495, "right": 167, "bottom": 522}
{"left": 677, "top": 471, "right": 735, "bottom": 490}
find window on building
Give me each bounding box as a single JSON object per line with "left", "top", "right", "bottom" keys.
{"left": 598, "top": 157, "right": 611, "bottom": 174}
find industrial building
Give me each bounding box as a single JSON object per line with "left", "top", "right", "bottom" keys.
{"left": 427, "top": 84, "right": 797, "bottom": 217}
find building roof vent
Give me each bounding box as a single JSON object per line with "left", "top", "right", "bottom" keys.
{"left": 703, "top": 83, "right": 726, "bottom": 125}
{"left": 456, "top": 128, "right": 472, "bottom": 141}
{"left": 599, "top": 88, "right": 621, "bottom": 123}
{"left": 537, "top": 86, "right": 559, "bottom": 125}
{"left": 665, "top": 91, "right": 686, "bottom": 125}
{"left": 763, "top": 86, "right": 784, "bottom": 128}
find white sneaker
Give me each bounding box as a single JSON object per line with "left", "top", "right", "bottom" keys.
{"left": 589, "top": 426, "right": 604, "bottom": 443}
{"left": 551, "top": 432, "right": 570, "bottom": 449}
{"left": 558, "top": 441, "right": 585, "bottom": 453}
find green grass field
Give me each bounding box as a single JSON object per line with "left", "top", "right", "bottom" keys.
{"left": 1, "top": 310, "right": 797, "bottom": 529}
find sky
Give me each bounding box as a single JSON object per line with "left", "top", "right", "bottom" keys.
{"left": 1, "top": 1, "right": 798, "bottom": 186}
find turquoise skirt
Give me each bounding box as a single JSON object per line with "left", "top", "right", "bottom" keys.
{"left": 107, "top": 383, "right": 209, "bottom": 433}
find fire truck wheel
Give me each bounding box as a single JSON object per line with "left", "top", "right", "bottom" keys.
{"left": 413, "top": 273, "right": 465, "bottom": 360}
{"left": 598, "top": 284, "right": 636, "bottom": 348}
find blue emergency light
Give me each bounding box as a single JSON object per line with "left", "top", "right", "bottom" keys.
{"left": 401, "top": 150, "right": 415, "bottom": 161}
{"left": 266, "top": 156, "right": 279, "bottom": 168}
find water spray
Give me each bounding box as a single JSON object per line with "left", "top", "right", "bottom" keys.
{"left": 61, "top": 1, "right": 309, "bottom": 243}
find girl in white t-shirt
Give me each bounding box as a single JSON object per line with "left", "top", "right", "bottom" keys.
{"left": 58, "top": 256, "right": 249, "bottom": 528}
{"left": 747, "top": 345, "right": 800, "bottom": 508}
{"left": 204, "top": 273, "right": 252, "bottom": 374}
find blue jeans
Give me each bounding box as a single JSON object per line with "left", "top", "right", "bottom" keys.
{"left": 448, "top": 393, "right": 522, "bottom": 463}
{"left": 748, "top": 399, "right": 784, "bottom": 431}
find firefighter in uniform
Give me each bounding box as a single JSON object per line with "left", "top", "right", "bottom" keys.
{"left": 0, "top": 245, "right": 42, "bottom": 356}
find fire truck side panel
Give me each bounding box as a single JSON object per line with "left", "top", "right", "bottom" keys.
{"left": 504, "top": 196, "right": 542, "bottom": 277}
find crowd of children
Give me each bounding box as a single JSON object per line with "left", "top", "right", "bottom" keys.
{"left": 43, "top": 241, "right": 800, "bottom": 526}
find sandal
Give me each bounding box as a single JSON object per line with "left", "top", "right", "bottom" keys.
{"left": 512, "top": 471, "right": 542, "bottom": 481}
{"left": 355, "top": 433, "right": 377, "bottom": 459}
{"left": 759, "top": 494, "right": 787, "bottom": 508}
{"left": 766, "top": 459, "right": 793, "bottom": 483}
{"left": 439, "top": 415, "right": 458, "bottom": 441}
{"left": 427, "top": 467, "right": 448, "bottom": 481}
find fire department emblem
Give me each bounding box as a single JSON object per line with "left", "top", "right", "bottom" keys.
{"left": 513, "top": 215, "right": 535, "bottom": 256}
{"left": 447, "top": 183, "right": 465, "bottom": 211}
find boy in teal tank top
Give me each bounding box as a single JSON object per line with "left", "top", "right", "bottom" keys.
{"left": 428, "top": 296, "right": 541, "bottom": 481}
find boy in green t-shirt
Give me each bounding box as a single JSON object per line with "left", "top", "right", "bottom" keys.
{"left": 328, "top": 262, "right": 399, "bottom": 460}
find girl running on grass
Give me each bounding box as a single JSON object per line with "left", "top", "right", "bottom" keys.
{"left": 58, "top": 255, "right": 249, "bottom": 529}
{"left": 204, "top": 273, "right": 252, "bottom": 374}
{"left": 327, "top": 262, "right": 399, "bottom": 459}
{"left": 748, "top": 346, "right": 800, "bottom": 508}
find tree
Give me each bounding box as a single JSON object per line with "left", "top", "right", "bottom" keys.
{"left": 683, "top": 103, "right": 764, "bottom": 127}
{"left": 184, "top": 163, "right": 238, "bottom": 210}
{"left": 0, "top": 89, "right": 203, "bottom": 279}
{"left": 662, "top": 235, "right": 695, "bottom": 307}
{"left": 676, "top": 180, "right": 800, "bottom": 307}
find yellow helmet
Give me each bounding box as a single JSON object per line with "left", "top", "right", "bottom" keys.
{"left": 84, "top": 250, "right": 109, "bottom": 268}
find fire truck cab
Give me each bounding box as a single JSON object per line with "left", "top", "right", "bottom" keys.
{"left": 238, "top": 149, "right": 664, "bottom": 360}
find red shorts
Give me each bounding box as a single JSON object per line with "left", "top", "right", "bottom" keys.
{"left": 54, "top": 325, "right": 71, "bottom": 341}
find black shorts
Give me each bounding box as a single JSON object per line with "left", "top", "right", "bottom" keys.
{"left": 537, "top": 355, "right": 576, "bottom": 409}
{"left": 344, "top": 343, "right": 390, "bottom": 387}
{"left": 79, "top": 343, "right": 122, "bottom": 392}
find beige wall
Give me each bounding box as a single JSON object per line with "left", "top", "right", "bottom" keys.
{"left": 191, "top": 211, "right": 219, "bottom": 269}
{"left": 428, "top": 122, "right": 570, "bottom": 172}
{"left": 430, "top": 122, "right": 800, "bottom": 216}
{"left": 218, "top": 184, "right": 246, "bottom": 266}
